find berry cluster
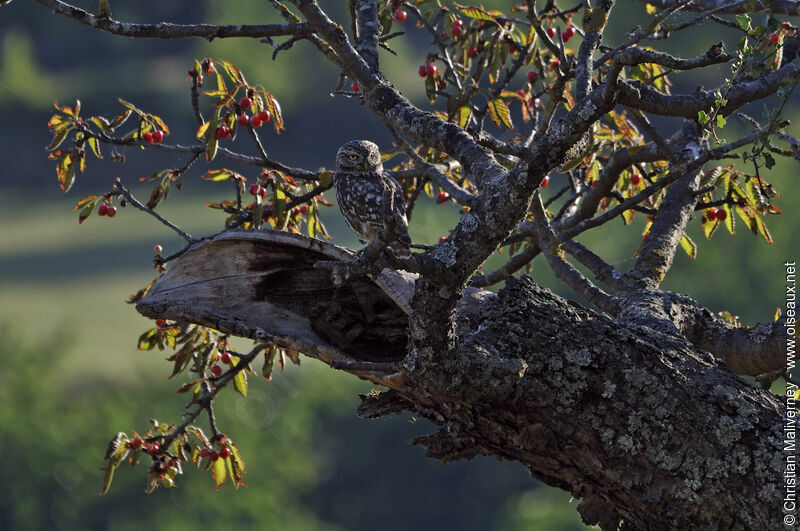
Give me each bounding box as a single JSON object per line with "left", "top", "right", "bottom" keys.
{"left": 209, "top": 350, "right": 233, "bottom": 377}
{"left": 249, "top": 183, "right": 268, "bottom": 199}
{"left": 705, "top": 208, "right": 728, "bottom": 222}
{"left": 97, "top": 202, "right": 117, "bottom": 217}
{"left": 418, "top": 64, "right": 439, "bottom": 78}
{"left": 198, "top": 445, "right": 231, "bottom": 461}
{"left": 142, "top": 130, "right": 165, "bottom": 144}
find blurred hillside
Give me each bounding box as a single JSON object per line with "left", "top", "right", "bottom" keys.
{"left": 0, "top": 1, "right": 798, "bottom": 530}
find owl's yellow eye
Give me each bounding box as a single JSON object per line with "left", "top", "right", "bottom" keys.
{"left": 347, "top": 154, "right": 358, "bottom": 160}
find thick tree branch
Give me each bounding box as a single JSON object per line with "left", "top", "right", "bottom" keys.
{"left": 642, "top": 0, "right": 800, "bottom": 15}
{"left": 34, "top": 0, "right": 313, "bottom": 39}
{"left": 618, "top": 58, "right": 800, "bottom": 118}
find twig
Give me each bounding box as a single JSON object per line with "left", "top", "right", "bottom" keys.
{"left": 112, "top": 179, "right": 196, "bottom": 243}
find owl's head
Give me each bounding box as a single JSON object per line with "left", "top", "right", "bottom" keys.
{"left": 335, "top": 140, "right": 383, "bottom": 173}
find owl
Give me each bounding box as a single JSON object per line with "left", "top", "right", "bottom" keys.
{"left": 333, "top": 140, "right": 412, "bottom": 259}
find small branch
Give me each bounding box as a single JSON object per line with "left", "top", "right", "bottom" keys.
{"left": 530, "top": 192, "right": 620, "bottom": 314}
{"left": 112, "top": 179, "right": 195, "bottom": 243}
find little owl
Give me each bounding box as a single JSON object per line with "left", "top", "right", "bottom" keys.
{"left": 333, "top": 140, "right": 412, "bottom": 259}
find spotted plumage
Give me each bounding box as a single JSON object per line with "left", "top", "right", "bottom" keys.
{"left": 333, "top": 140, "right": 412, "bottom": 259}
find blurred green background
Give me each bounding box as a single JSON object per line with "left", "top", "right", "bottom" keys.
{"left": 1, "top": 1, "right": 797, "bottom": 530}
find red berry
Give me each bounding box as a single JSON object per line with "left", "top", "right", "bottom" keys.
{"left": 351, "top": 81, "right": 360, "bottom": 92}
{"left": 251, "top": 115, "right": 263, "bottom": 128}
{"left": 220, "top": 351, "right": 232, "bottom": 365}
{"left": 239, "top": 97, "right": 252, "bottom": 109}
{"left": 436, "top": 191, "right": 449, "bottom": 203}
{"left": 769, "top": 33, "right": 780, "bottom": 44}
{"left": 298, "top": 205, "right": 309, "bottom": 215}
{"left": 705, "top": 208, "right": 718, "bottom": 221}
{"left": 527, "top": 71, "right": 538, "bottom": 83}
{"left": 154, "top": 244, "right": 163, "bottom": 254}
{"left": 534, "top": 98, "right": 542, "bottom": 108}
{"left": 249, "top": 183, "right": 260, "bottom": 196}
{"left": 426, "top": 64, "right": 438, "bottom": 77}
{"left": 106, "top": 206, "right": 117, "bottom": 218}
{"left": 395, "top": 10, "right": 407, "bottom": 22}
{"left": 438, "top": 236, "right": 447, "bottom": 244}
{"left": 509, "top": 43, "right": 518, "bottom": 54}
{"left": 517, "top": 89, "right": 526, "bottom": 98}
{"left": 210, "top": 365, "right": 222, "bottom": 377}
{"left": 238, "top": 114, "right": 250, "bottom": 127}
{"left": 643, "top": 233, "right": 649, "bottom": 241}
{"left": 199, "top": 448, "right": 210, "bottom": 458}
{"left": 143, "top": 132, "right": 154, "bottom": 144}
{"left": 540, "top": 176, "right": 550, "bottom": 187}
{"left": 258, "top": 186, "right": 267, "bottom": 199}
{"left": 214, "top": 126, "right": 229, "bottom": 140}
{"left": 418, "top": 65, "right": 428, "bottom": 77}
{"left": 550, "top": 59, "right": 561, "bottom": 71}
{"left": 209, "top": 451, "right": 219, "bottom": 461}
{"left": 196, "top": 74, "right": 204, "bottom": 84}
{"left": 451, "top": 19, "right": 463, "bottom": 37}
{"left": 258, "top": 110, "right": 271, "bottom": 122}
{"left": 152, "top": 130, "right": 164, "bottom": 143}
{"left": 155, "top": 318, "right": 166, "bottom": 327}
{"left": 716, "top": 209, "right": 728, "bottom": 221}
{"left": 630, "top": 173, "right": 642, "bottom": 186}
{"left": 546, "top": 27, "right": 557, "bottom": 39}
{"left": 97, "top": 203, "right": 108, "bottom": 216}
{"left": 130, "top": 437, "right": 143, "bottom": 449}
{"left": 562, "top": 26, "right": 576, "bottom": 42}
{"left": 467, "top": 47, "right": 478, "bottom": 58}
{"left": 147, "top": 444, "right": 159, "bottom": 456}
{"left": 202, "top": 59, "right": 214, "bottom": 74}
{"left": 219, "top": 447, "right": 231, "bottom": 459}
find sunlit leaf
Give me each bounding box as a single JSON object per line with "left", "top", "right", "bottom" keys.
{"left": 233, "top": 370, "right": 247, "bottom": 398}
{"left": 46, "top": 127, "right": 71, "bottom": 151}
{"left": 679, "top": 233, "right": 697, "bottom": 259}
{"left": 202, "top": 169, "right": 236, "bottom": 182}
{"left": 488, "top": 98, "right": 513, "bottom": 130}
{"left": 454, "top": 3, "right": 498, "bottom": 23}
{"left": 87, "top": 136, "right": 102, "bottom": 159}
{"left": 213, "top": 455, "right": 227, "bottom": 489}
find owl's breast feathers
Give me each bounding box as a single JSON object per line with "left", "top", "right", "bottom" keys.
{"left": 333, "top": 170, "right": 412, "bottom": 259}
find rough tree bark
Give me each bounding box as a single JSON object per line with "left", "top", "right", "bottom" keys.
{"left": 136, "top": 231, "right": 785, "bottom": 529}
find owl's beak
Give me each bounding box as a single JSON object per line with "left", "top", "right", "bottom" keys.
{"left": 361, "top": 162, "right": 369, "bottom": 170}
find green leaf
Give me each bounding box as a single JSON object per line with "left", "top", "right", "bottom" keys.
{"left": 202, "top": 169, "right": 235, "bottom": 182}
{"left": 697, "top": 110, "right": 710, "bottom": 124}
{"left": 196, "top": 121, "right": 211, "bottom": 140}
{"left": 488, "top": 98, "right": 514, "bottom": 130}
{"left": 306, "top": 201, "right": 316, "bottom": 238}
{"left": 753, "top": 214, "right": 774, "bottom": 244}
{"left": 273, "top": 186, "right": 287, "bottom": 226}
{"left": 233, "top": 370, "right": 247, "bottom": 398}
{"left": 736, "top": 14, "right": 751, "bottom": 31}
{"left": 46, "top": 127, "right": 71, "bottom": 151}
{"left": 87, "top": 136, "right": 102, "bottom": 159}
{"left": 457, "top": 105, "right": 471, "bottom": 129}
{"left": 764, "top": 152, "right": 776, "bottom": 169}
{"left": 679, "top": 233, "right": 697, "bottom": 259}
{"left": 425, "top": 75, "right": 436, "bottom": 104}
{"left": 454, "top": 3, "right": 497, "bottom": 23}
{"left": 716, "top": 115, "right": 726, "bottom": 128}
{"left": 137, "top": 328, "right": 158, "bottom": 350}
{"left": 213, "top": 454, "right": 227, "bottom": 489}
